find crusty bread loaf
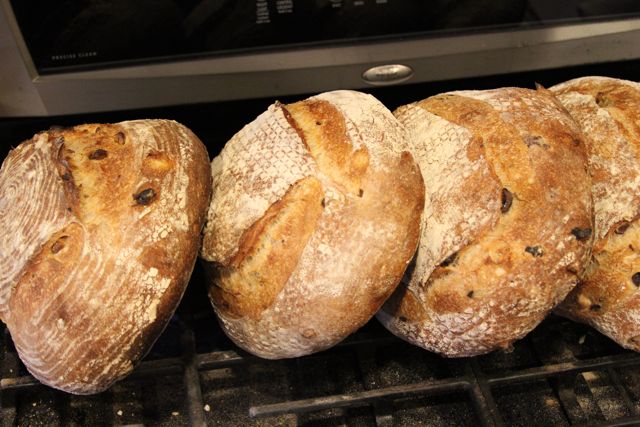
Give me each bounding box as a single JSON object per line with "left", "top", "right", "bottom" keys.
{"left": 377, "top": 87, "right": 593, "bottom": 357}
{"left": 200, "top": 90, "right": 424, "bottom": 359}
{"left": 0, "top": 120, "right": 211, "bottom": 394}
{"left": 551, "top": 76, "right": 640, "bottom": 350}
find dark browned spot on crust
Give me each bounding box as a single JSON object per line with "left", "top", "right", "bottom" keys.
{"left": 572, "top": 138, "right": 581, "bottom": 146}
{"left": 459, "top": 109, "right": 483, "bottom": 122}
{"left": 628, "top": 335, "right": 640, "bottom": 347}
{"left": 632, "top": 273, "right": 640, "bottom": 287}
{"left": 524, "top": 135, "right": 548, "bottom": 149}
{"left": 467, "top": 291, "right": 474, "bottom": 298}
{"left": 51, "top": 236, "right": 69, "bottom": 254}
{"left": 321, "top": 198, "right": 326, "bottom": 208}
{"left": 133, "top": 188, "right": 156, "bottom": 205}
{"left": 88, "top": 149, "right": 108, "bottom": 160}
{"left": 590, "top": 303, "right": 602, "bottom": 312}
{"left": 440, "top": 252, "right": 458, "bottom": 267}
{"left": 52, "top": 137, "right": 81, "bottom": 211}
{"left": 315, "top": 121, "right": 322, "bottom": 126}
{"left": 501, "top": 188, "right": 513, "bottom": 213}
{"left": 595, "top": 92, "right": 613, "bottom": 108}
{"left": 571, "top": 227, "right": 592, "bottom": 241}
{"left": 566, "top": 266, "right": 578, "bottom": 274}
{"left": 116, "top": 132, "right": 126, "bottom": 145}
{"left": 215, "top": 293, "right": 232, "bottom": 312}
{"left": 429, "top": 267, "right": 453, "bottom": 281}
{"left": 358, "top": 188, "right": 364, "bottom": 197}
{"left": 525, "top": 246, "right": 543, "bottom": 257}
{"left": 94, "top": 127, "right": 101, "bottom": 134}
{"left": 615, "top": 221, "right": 630, "bottom": 235}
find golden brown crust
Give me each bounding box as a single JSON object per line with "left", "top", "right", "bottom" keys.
{"left": 211, "top": 176, "right": 324, "bottom": 320}
{"left": 0, "top": 120, "right": 211, "bottom": 394}
{"left": 284, "top": 99, "right": 370, "bottom": 195}
{"left": 379, "top": 88, "right": 593, "bottom": 357}
{"left": 202, "top": 90, "right": 424, "bottom": 359}
{"left": 551, "top": 77, "right": 640, "bottom": 350}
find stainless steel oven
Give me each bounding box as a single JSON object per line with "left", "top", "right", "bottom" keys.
{"left": 1, "top": 0, "right": 640, "bottom": 116}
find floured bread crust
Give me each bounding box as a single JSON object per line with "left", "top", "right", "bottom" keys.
{"left": 378, "top": 88, "right": 593, "bottom": 357}
{"left": 551, "top": 76, "right": 640, "bottom": 351}
{"left": 201, "top": 90, "right": 424, "bottom": 359}
{"left": 0, "top": 120, "right": 211, "bottom": 394}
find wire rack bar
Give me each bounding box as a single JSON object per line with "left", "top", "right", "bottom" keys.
{"left": 247, "top": 351, "right": 640, "bottom": 421}
{"left": 249, "top": 377, "right": 469, "bottom": 418}
{"left": 605, "top": 368, "right": 638, "bottom": 416}
{"left": 4, "top": 322, "right": 640, "bottom": 426}
{"left": 467, "top": 359, "right": 504, "bottom": 427}
{"left": 487, "top": 353, "right": 640, "bottom": 386}
{"left": 181, "top": 325, "right": 206, "bottom": 427}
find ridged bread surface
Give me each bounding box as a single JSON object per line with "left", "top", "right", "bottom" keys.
{"left": 551, "top": 76, "right": 640, "bottom": 350}
{"left": 0, "top": 120, "right": 211, "bottom": 394}
{"left": 378, "top": 88, "right": 593, "bottom": 357}
{"left": 201, "top": 90, "right": 424, "bottom": 359}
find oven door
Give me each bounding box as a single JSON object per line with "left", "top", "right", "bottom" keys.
{"left": 1, "top": 0, "right": 640, "bottom": 116}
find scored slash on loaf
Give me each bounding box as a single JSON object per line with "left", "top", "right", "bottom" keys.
{"left": 551, "top": 76, "right": 640, "bottom": 351}
{"left": 200, "top": 90, "right": 424, "bottom": 359}
{"left": 377, "top": 87, "right": 594, "bottom": 357}
{"left": 0, "top": 120, "right": 211, "bottom": 394}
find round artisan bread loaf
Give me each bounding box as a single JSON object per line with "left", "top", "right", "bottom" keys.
{"left": 200, "top": 90, "right": 424, "bottom": 359}
{"left": 377, "top": 87, "right": 593, "bottom": 357}
{"left": 551, "top": 76, "right": 640, "bottom": 350}
{"left": 0, "top": 120, "right": 211, "bottom": 394}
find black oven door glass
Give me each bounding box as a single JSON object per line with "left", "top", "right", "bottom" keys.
{"left": 9, "top": 0, "right": 640, "bottom": 74}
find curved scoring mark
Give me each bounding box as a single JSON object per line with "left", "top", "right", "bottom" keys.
{"left": 9, "top": 240, "right": 116, "bottom": 391}
{"left": 202, "top": 105, "right": 317, "bottom": 264}
{"left": 0, "top": 135, "right": 73, "bottom": 310}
